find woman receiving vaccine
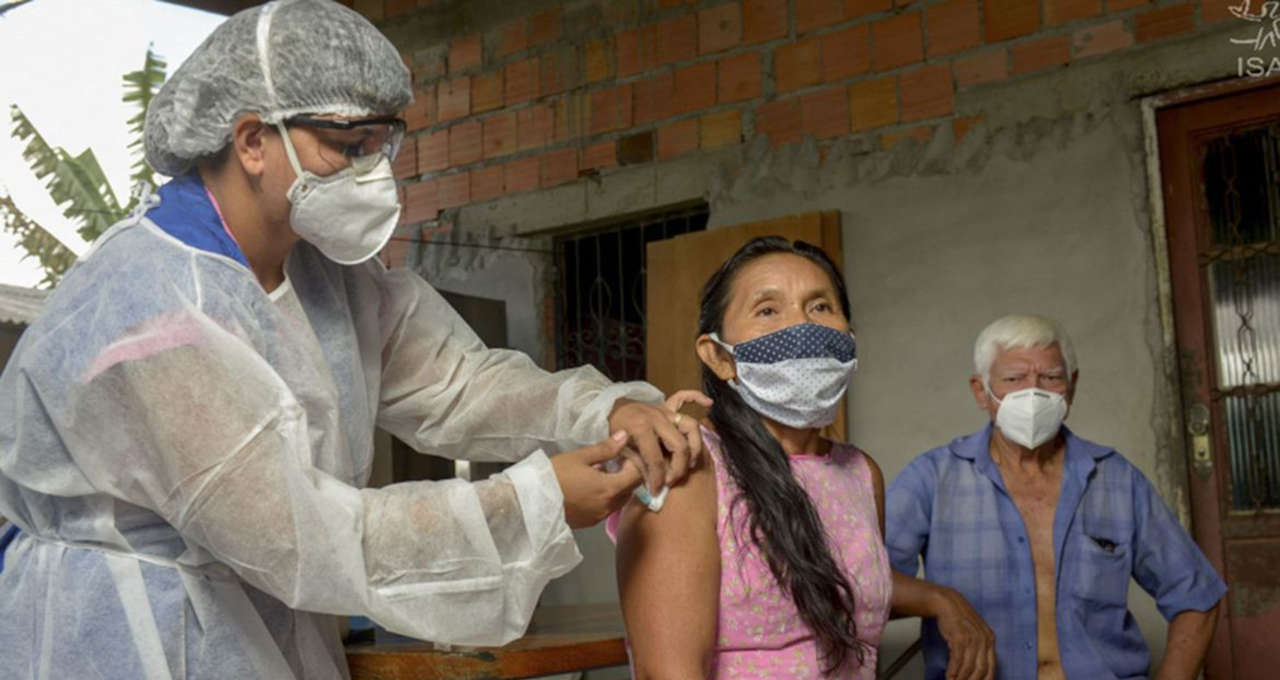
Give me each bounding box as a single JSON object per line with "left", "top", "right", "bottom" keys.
{"left": 610, "top": 237, "right": 995, "bottom": 679}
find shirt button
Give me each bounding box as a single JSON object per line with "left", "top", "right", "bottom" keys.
{"left": 1024, "top": 642, "right": 1033, "bottom": 650}
{"left": 1017, "top": 536, "right": 1026, "bottom": 543}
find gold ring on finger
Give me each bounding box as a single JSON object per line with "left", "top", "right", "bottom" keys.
{"left": 672, "top": 413, "right": 684, "bottom": 427}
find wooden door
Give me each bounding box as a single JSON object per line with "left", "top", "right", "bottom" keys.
{"left": 1158, "top": 82, "right": 1280, "bottom": 679}
{"left": 644, "top": 211, "right": 846, "bottom": 441}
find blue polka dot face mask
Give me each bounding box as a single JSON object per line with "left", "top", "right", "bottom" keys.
{"left": 711, "top": 323, "right": 858, "bottom": 429}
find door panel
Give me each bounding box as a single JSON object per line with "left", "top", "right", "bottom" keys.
{"left": 1158, "top": 82, "right": 1280, "bottom": 679}
{"left": 645, "top": 211, "right": 845, "bottom": 440}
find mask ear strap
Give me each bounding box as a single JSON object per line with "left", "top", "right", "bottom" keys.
{"left": 708, "top": 332, "right": 735, "bottom": 356}
{"left": 274, "top": 122, "right": 309, "bottom": 187}
{"left": 984, "top": 379, "right": 1001, "bottom": 405}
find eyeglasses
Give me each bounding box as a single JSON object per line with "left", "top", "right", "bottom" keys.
{"left": 284, "top": 115, "right": 407, "bottom": 171}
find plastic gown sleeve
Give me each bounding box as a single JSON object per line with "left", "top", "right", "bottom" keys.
{"left": 61, "top": 307, "right": 579, "bottom": 645}
{"left": 373, "top": 267, "right": 664, "bottom": 461}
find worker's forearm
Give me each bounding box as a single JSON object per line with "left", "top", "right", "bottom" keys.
{"left": 1154, "top": 604, "right": 1220, "bottom": 680}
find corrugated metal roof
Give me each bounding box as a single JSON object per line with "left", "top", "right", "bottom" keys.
{"left": 0, "top": 283, "right": 47, "bottom": 326}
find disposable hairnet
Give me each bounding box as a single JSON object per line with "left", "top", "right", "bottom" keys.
{"left": 145, "top": 0, "right": 412, "bottom": 176}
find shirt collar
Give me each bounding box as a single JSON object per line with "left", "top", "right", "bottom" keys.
{"left": 144, "top": 173, "right": 250, "bottom": 268}
{"left": 949, "top": 422, "right": 1114, "bottom": 482}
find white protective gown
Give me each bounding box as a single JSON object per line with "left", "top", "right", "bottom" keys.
{"left": 0, "top": 206, "right": 660, "bottom": 679}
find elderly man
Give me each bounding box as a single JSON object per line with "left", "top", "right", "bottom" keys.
{"left": 886, "top": 314, "right": 1226, "bottom": 680}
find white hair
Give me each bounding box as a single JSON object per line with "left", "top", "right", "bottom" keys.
{"left": 973, "top": 314, "right": 1077, "bottom": 384}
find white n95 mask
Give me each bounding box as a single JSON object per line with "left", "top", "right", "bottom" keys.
{"left": 712, "top": 323, "right": 857, "bottom": 429}
{"left": 989, "top": 386, "right": 1068, "bottom": 449}
{"left": 276, "top": 122, "right": 401, "bottom": 265}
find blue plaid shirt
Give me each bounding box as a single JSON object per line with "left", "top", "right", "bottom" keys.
{"left": 886, "top": 424, "right": 1226, "bottom": 680}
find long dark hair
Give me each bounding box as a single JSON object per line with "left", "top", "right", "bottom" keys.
{"left": 699, "top": 236, "right": 865, "bottom": 675}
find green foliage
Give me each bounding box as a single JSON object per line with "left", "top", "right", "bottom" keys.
{"left": 0, "top": 46, "right": 167, "bottom": 287}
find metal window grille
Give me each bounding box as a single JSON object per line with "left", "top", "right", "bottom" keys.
{"left": 555, "top": 204, "right": 709, "bottom": 382}
{"left": 1201, "top": 125, "right": 1280, "bottom": 512}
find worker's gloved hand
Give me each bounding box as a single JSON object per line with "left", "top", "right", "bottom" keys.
{"left": 552, "top": 431, "right": 644, "bottom": 528}
{"left": 608, "top": 394, "right": 711, "bottom": 494}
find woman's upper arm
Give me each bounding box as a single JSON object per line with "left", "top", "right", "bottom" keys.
{"left": 864, "top": 450, "right": 886, "bottom": 538}
{"left": 615, "top": 459, "right": 720, "bottom": 679}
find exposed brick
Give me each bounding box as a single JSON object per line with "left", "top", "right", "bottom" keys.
{"left": 657, "top": 118, "right": 700, "bottom": 159}
{"left": 505, "top": 59, "right": 539, "bottom": 105}
{"left": 1134, "top": 3, "right": 1195, "bottom": 43}
{"left": 585, "top": 38, "right": 614, "bottom": 83}
{"left": 1106, "top": 0, "right": 1149, "bottom": 7}
{"left": 402, "top": 179, "right": 438, "bottom": 223}
{"left": 618, "top": 131, "right": 655, "bottom": 164}
{"left": 800, "top": 86, "right": 850, "bottom": 139}
{"left": 985, "top": 0, "right": 1040, "bottom": 42}
{"left": 1074, "top": 19, "right": 1133, "bottom": 58}
{"left": 554, "top": 94, "right": 589, "bottom": 142}
{"left": 354, "top": 0, "right": 382, "bottom": 20}
{"left": 1045, "top": 0, "right": 1101, "bottom": 25}
{"left": 1200, "top": 0, "right": 1237, "bottom": 23}
{"left": 718, "top": 52, "right": 763, "bottom": 102}
{"left": 880, "top": 124, "right": 934, "bottom": 151}
{"left": 755, "top": 98, "right": 802, "bottom": 146}
{"left": 899, "top": 64, "right": 953, "bottom": 122}
{"left": 775, "top": 39, "right": 822, "bottom": 93}
{"left": 845, "top": 0, "right": 892, "bottom": 20}
{"left": 617, "top": 25, "right": 658, "bottom": 77}
{"left": 472, "top": 71, "right": 504, "bottom": 113}
{"left": 952, "top": 113, "right": 984, "bottom": 143}
{"left": 384, "top": 0, "right": 415, "bottom": 18}
{"left": 590, "top": 84, "right": 633, "bottom": 134}
{"left": 527, "top": 7, "right": 562, "bottom": 48}
{"left": 449, "top": 35, "right": 482, "bottom": 73}
{"left": 393, "top": 137, "right": 418, "bottom": 179}
{"left": 953, "top": 48, "right": 1008, "bottom": 87}
{"left": 821, "top": 24, "right": 871, "bottom": 82}
{"left": 483, "top": 113, "right": 517, "bottom": 159}
{"left": 1011, "top": 35, "right": 1070, "bottom": 74}
{"left": 657, "top": 13, "right": 699, "bottom": 65}
{"left": 437, "top": 77, "right": 470, "bottom": 122}
{"left": 580, "top": 140, "right": 618, "bottom": 170}
{"left": 701, "top": 109, "right": 742, "bottom": 148}
{"left": 408, "top": 45, "right": 447, "bottom": 84}
{"left": 540, "top": 46, "right": 579, "bottom": 98}
{"left": 437, "top": 172, "right": 470, "bottom": 209}
{"left": 405, "top": 85, "right": 435, "bottom": 132}
{"left": 448, "top": 120, "right": 482, "bottom": 167}
{"left": 470, "top": 165, "right": 504, "bottom": 203}
{"left": 540, "top": 147, "right": 579, "bottom": 187}
{"left": 871, "top": 12, "right": 924, "bottom": 71}
{"left": 796, "top": 0, "right": 844, "bottom": 34}
{"left": 495, "top": 19, "right": 527, "bottom": 58}
{"left": 849, "top": 75, "right": 898, "bottom": 131}
{"left": 634, "top": 72, "right": 676, "bottom": 125}
{"left": 926, "top": 0, "right": 980, "bottom": 57}
{"left": 504, "top": 156, "right": 539, "bottom": 194}
{"left": 743, "top": 0, "right": 788, "bottom": 44}
{"left": 517, "top": 104, "right": 554, "bottom": 151}
{"left": 673, "top": 61, "right": 718, "bottom": 115}
{"left": 603, "top": 0, "right": 642, "bottom": 26}
{"left": 700, "top": 3, "right": 743, "bottom": 54}
{"left": 418, "top": 130, "right": 449, "bottom": 173}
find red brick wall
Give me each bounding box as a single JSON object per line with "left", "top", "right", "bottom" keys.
{"left": 346, "top": 0, "right": 1238, "bottom": 267}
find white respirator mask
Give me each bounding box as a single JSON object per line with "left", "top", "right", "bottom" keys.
{"left": 276, "top": 122, "right": 402, "bottom": 265}
{"left": 988, "top": 386, "right": 1068, "bottom": 449}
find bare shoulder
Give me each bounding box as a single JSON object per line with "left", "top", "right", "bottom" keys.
{"left": 617, "top": 454, "right": 718, "bottom": 544}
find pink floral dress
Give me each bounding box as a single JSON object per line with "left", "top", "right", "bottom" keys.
{"left": 610, "top": 426, "right": 892, "bottom": 679}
